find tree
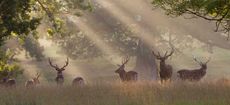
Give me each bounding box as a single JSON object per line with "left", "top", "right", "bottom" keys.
{"left": 0, "top": 0, "right": 40, "bottom": 46}
{"left": 0, "top": 49, "right": 23, "bottom": 79}
{"left": 152, "top": 0, "right": 230, "bottom": 39}
{"left": 0, "top": 0, "right": 41, "bottom": 77}
{"left": 22, "top": 35, "right": 44, "bottom": 61}
{"left": 53, "top": 17, "right": 157, "bottom": 80}
{"left": 0, "top": 0, "right": 91, "bottom": 76}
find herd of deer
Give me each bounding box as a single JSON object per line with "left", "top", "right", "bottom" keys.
{"left": 114, "top": 48, "right": 210, "bottom": 83}
{"left": 0, "top": 48, "right": 211, "bottom": 88}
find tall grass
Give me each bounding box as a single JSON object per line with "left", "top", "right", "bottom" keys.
{"left": 0, "top": 81, "right": 230, "bottom": 105}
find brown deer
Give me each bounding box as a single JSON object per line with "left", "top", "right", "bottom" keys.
{"left": 1, "top": 73, "right": 16, "bottom": 88}
{"left": 25, "top": 73, "right": 41, "bottom": 88}
{"left": 115, "top": 56, "right": 138, "bottom": 82}
{"left": 72, "top": 77, "right": 84, "bottom": 87}
{"left": 49, "top": 58, "right": 69, "bottom": 86}
{"left": 152, "top": 48, "right": 174, "bottom": 83}
{"left": 177, "top": 56, "right": 211, "bottom": 81}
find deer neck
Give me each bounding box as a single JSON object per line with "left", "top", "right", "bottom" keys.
{"left": 160, "top": 60, "right": 166, "bottom": 69}
{"left": 118, "top": 70, "right": 126, "bottom": 80}
{"left": 200, "top": 66, "right": 207, "bottom": 71}
{"left": 57, "top": 71, "right": 63, "bottom": 76}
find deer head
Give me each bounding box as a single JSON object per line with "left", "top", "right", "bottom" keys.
{"left": 115, "top": 56, "right": 130, "bottom": 74}
{"left": 193, "top": 56, "right": 211, "bottom": 70}
{"left": 32, "top": 73, "right": 41, "bottom": 84}
{"left": 48, "top": 58, "right": 69, "bottom": 71}
{"left": 152, "top": 48, "right": 174, "bottom": 63}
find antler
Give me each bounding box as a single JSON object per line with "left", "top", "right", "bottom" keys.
{"left": 152, "top": 50, "right": 162, "bottom": 59}
{"left": 164, "top": 47, "right": 174, "bottom": 59}
{"left": 36, "top": 73, "right": 41, "bottom": 79}
{"left": 152, "top": 48, "right": 174, "bottom": 59}
{"left": 61, "top": 58, "right": 69, "bottom": 69}
{"left": 48, "top": 58, "right": 58, "bottom": 69}
{"left": 193, "top": 56, "right": 211, "bottom": 65}
{"left": 193, "top": 56, "right": 202, "bottom": 65}
{"left": 121, "top": 56, "right": 130, "bottom": 66}
{"left": 205, "top": 57, "right": 211, "bottom": 64}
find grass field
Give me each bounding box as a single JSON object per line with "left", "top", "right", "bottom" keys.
{"left": 8, "top": 39, "right": 230, "bottom": 105}
{"left": 0, "top": 81, "right": 230, "bottom": 105}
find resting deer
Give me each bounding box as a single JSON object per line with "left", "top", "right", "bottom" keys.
{"left": 177, "top": 56, "right": 211, "bottom": 81}
{"left": 1, "top": 73, "right": 16, "bottom": 88}
{"left": 72, "top": 77, "right": 84, "bottom": 87}
{"left": 25, "top": 73, "right": 41, "bottom": 88}
{"left": 152, "top": 48, "right": 174, "bottom": 83}
{"left": 115, "top": 56, "right": 138, "bottom": 82}
{"left": 49, "top": 58, "right": 69, "bottom": 86}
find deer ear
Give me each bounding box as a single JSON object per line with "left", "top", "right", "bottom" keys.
{"left": 117, "top": 64, "right": 121, "bottom": 67}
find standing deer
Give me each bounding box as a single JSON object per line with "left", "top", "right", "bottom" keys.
{"left": 152, "top": 48, "right": 174, "bottom": 83}
{"left": 115, "top": 56, "right": 138, "bottom": 82}
{"left": 49, "top": 58, "right": 69, "bottom": 86}
{"left": 72, "top": 77, "right": 84, "bottom": 87}
{"left": 177, "top": 56, "right": 211, "bottom": 81}
{"left": 25, "top": 73, "right": 41, "bottom": 88}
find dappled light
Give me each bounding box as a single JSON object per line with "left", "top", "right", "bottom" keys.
{"left": 2, "top": 0, "right": 230, "bottom": 104}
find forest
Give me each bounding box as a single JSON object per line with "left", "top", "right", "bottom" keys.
{"left": 0, "top": 0, "right": 230, "bottom": 105}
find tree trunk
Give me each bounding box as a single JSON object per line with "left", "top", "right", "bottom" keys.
{"left": 133, "top": 40, "right": 158, "bottom": 80}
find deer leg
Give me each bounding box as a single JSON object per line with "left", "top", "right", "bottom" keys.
{"left": 160, "top": 79, "right": 164, "bottom": 84}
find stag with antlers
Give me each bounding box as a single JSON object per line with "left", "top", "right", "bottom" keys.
{"left": 49, "top": 58, "right": 69, "bottom": 86}
{"left": 152, "top": 48, "right": 174, "bottom": 83}
{"left": 177, "top": 56, "right": 211, "bottom": 81}
{"left": 115, "top": 56, "right": 138, "bottom": 82}
{"left": 25, "top": 73, "right": 41, "bottom": 88}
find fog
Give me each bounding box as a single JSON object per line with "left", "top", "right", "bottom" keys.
{"left": 17, "top": 0, "right": 230, "bottom": 84}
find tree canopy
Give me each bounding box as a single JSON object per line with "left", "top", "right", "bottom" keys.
{"left": 0, "top": 0, "right": 40, "bottom": 46}
{"left": 152, "top": 0, "right": 230, "bottom": 38}
{"left": 0, "top": 0, "right": 92, "bottom": 78}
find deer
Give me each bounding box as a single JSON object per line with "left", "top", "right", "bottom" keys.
{"left": 72, "top": 77, "right": 84, "bottom": 87}
{"left": 115, "top": 56, "right": 138, "bottom": 82}
{"left": 152, "top": 48, "right": 174, "bottom": 83}
{"left": 48, "top": 58, "right": 69, "bottom": 86}
{"left": 0, "top": 72, "right": 16, "bottom": 88}
{"left": 177, "top": 56, "right": 211, "bottom": 81}
{"left": 25, "top": 73, "right": 41, "bottom": 88}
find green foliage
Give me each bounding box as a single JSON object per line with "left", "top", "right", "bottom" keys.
{"left": 54, "top": 20, "right": 139, "bottom": 59}
{"left": 0, "top": 0, "right": 41, "bottom": 46}
{"left": 34, "top": 0, "right": 93, "bottom": 36}
{"left": 22, "top": 35, "right": 44, "bottom": 61}
{"left": 152, "top": 0, "right": 230, "bottom": 36}
{"left": 0, "top": 49, "right": 23, "bottom": 79}
{"left": 57, "top": 31, "right": 103, "bottom": 59}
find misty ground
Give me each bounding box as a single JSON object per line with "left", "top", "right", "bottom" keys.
{"left": 17, "top": 40, "right": 230, "bottom": 85}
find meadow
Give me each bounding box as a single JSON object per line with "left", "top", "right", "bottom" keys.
{"left": 0, "top": 81, "right": 230, "bottom": 105}
{"left": 8, "top": 40, "right": 230, "bottom": 105}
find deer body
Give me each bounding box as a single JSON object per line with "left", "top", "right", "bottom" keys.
{"left": 159, "top": 60, "right": 173, "bottom": 82}
{"left": 72, "top": 77, "right": 84, "bottom": 86}
{"left": 56, "top": 71, "right": 64, "bottom": 85}
{"left": 0, "top": 73, "right": 16, "bottom": 88}
{"left": 116, "top": 69, "right": 138, "bottom": 81}
{"left": 5, "top": 79, "right": 16, "bottom": 87}
{"left": 25, "top": 73, "right": 41, "bottom": 88}
{"left": 177, "top": 57, "right": 210, "bottom": 81}
{"left": 1, "top": 78, "right": 16, "bottom": 88}
{"left": 115, "top": 56, "right": 138, "bottom": 82}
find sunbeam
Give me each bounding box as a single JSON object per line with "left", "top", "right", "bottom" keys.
{"left": 67, "top": 15, "right": 121, "bottom": 64}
